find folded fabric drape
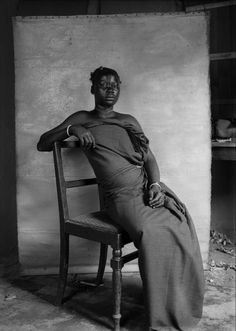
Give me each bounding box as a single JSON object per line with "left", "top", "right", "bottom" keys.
{"left": 82, "top": 118, "right": 204, "bottom": 330}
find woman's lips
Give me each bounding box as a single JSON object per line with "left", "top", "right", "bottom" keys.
{"left": 105, "top": 95, "right": 115, "bottom": 100}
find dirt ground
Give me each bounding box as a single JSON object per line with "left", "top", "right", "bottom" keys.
{"left": 0, "top": 230, "right": 235, "bottom": 331}
{"left": 205, "top": 230, "right": 235, "bottom": 288}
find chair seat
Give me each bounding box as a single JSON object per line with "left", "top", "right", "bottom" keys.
{"left": 66, "top": 211, "right": 122, "bottom": 233}
{"left": 65, "top": 211, "right": 131, "bottom": 246}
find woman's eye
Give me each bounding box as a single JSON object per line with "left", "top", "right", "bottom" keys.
{"left": 98, "top": 83, "right": 119, "bottom": 90}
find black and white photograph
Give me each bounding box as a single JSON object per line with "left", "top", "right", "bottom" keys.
{"left": 0, "top": 1, "right": 235, "bottom": 330}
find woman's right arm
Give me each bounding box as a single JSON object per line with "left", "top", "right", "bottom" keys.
{"left": 37, "top": 111, "right": 95, "bottom": 152}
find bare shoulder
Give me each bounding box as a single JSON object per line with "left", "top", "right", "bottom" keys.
{"left": 66, "top": 110, "right": 91, "bottom": 124}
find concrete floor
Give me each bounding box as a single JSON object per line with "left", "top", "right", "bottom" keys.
{"left": 0, "top": 243, "right": 235, "bottom": 331}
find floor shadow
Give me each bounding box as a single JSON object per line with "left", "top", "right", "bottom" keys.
{"left": 9, "top": 273, "right": 145, "bottom": 330}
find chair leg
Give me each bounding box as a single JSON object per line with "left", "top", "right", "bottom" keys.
{"left": 95, "top": 243, "right": 108, "bottom": 286}
{"left": 55, "top": 233, "right": 69, "bottom": 306}
{"left": 111, "top": 248, "right": 123, "bottom": 331}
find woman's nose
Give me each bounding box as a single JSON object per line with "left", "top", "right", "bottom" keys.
{"left": 107, "top": 86, "right": 116, "bottom": 92}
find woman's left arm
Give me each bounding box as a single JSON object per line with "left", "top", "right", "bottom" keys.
{"left": 123, "top": 113, "right": 165, "bottom": 208}
{"left": 144, "top": 148, "right": 160, "bottom": 184}
{"left": 144, "top": 148, "right": 165, "bottom": 208}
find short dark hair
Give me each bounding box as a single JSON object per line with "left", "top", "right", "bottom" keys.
{"left": 90, "top": 66, "right": 121, "bottom": 85}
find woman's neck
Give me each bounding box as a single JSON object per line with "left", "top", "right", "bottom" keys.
{"left": 93, "top": 105, "right": 115, "bottom": 118}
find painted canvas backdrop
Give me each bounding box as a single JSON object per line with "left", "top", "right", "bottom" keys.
{"left": 13, "top": 13, "right": 211, "bottom": 274}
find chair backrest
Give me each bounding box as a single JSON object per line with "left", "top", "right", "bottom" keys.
{"left": 53, "top": 141, "right": 97, "bottom": 229}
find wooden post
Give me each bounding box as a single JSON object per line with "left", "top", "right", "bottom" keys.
{"left": 87, "top": 0, "right": 101, "bottom": 15}
{"left": 0, "top": 0, "right": 19, "bottom": 276}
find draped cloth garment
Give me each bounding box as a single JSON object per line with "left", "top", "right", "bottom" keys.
{"left": 83, "top": 118, "right": 205, "bottom": 331}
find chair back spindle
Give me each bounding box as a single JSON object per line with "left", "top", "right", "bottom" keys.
{"left": 53, "top": 141, "right": 98, "bottom": 226}
{"left": 53, "top": 141, "right": 70, "bottom": 224}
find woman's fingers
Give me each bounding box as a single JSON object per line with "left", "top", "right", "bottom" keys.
{"left": 149, "top": 191, "right": 162, "bottom": 203}
{"left": 70, "top": 126, "right": 96, "bottom": 149}
{"left": 80, "top": 133, "right": 95, "bottom": 149}
{"left": 150, "top": 200, "right": 164, "bottom": 208}
{"left": 85, "top": 134, "right": 93, "bottom": 149}
{"left": 149, "top": 192, "right": 165, "bottom": 208}
{"left": 80, "top": 136, "right": 90, "bottom": 149}
{"left": 89, "top": 134, "right": 96, "bottom": 148}
{"left": 151, "top": 201, "right": 164, "bottom": 208}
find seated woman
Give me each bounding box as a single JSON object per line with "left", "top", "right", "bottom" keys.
{"left": 37, "top": 67, "right": 204, "bottom": 331}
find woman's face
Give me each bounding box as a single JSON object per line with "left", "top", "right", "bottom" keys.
{"left": 93, "top": 74, "right": 120, "bottom": 107}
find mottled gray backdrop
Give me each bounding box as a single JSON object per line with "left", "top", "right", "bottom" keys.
{"left": 13, "top": 13, "right": 210, "bottom": 274}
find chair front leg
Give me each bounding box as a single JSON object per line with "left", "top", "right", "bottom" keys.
{"left": 55, "top": 233, "right": 69, "bottom": 306}
{"left": 111, "top": 248, "right": 123, "bottom": 331}
{"left": 96, "top": 243, "right": 108, "bottom": 286}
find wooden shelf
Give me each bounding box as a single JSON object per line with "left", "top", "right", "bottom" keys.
{"left": 212, "top": 99, "right": 236, "bottom": 105}
{"left": 212, "top": 140, "right": 236, "bottom": 147}
{"left": 186, "top": 1, "right": 236, "bottom": 12}
{"left": 212, "top": 139, "right": 236, "bottom": 160}
{"left": 210, "top": 52, "right": 236, "bottom": 61}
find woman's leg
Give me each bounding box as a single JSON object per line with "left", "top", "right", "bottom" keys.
{"left": 107, "top": 196, "right": 204, "bottom": 331}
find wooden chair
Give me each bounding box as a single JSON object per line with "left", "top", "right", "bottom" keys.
{"left": 53, "top": 141, "right": 138, "bottom": 331}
